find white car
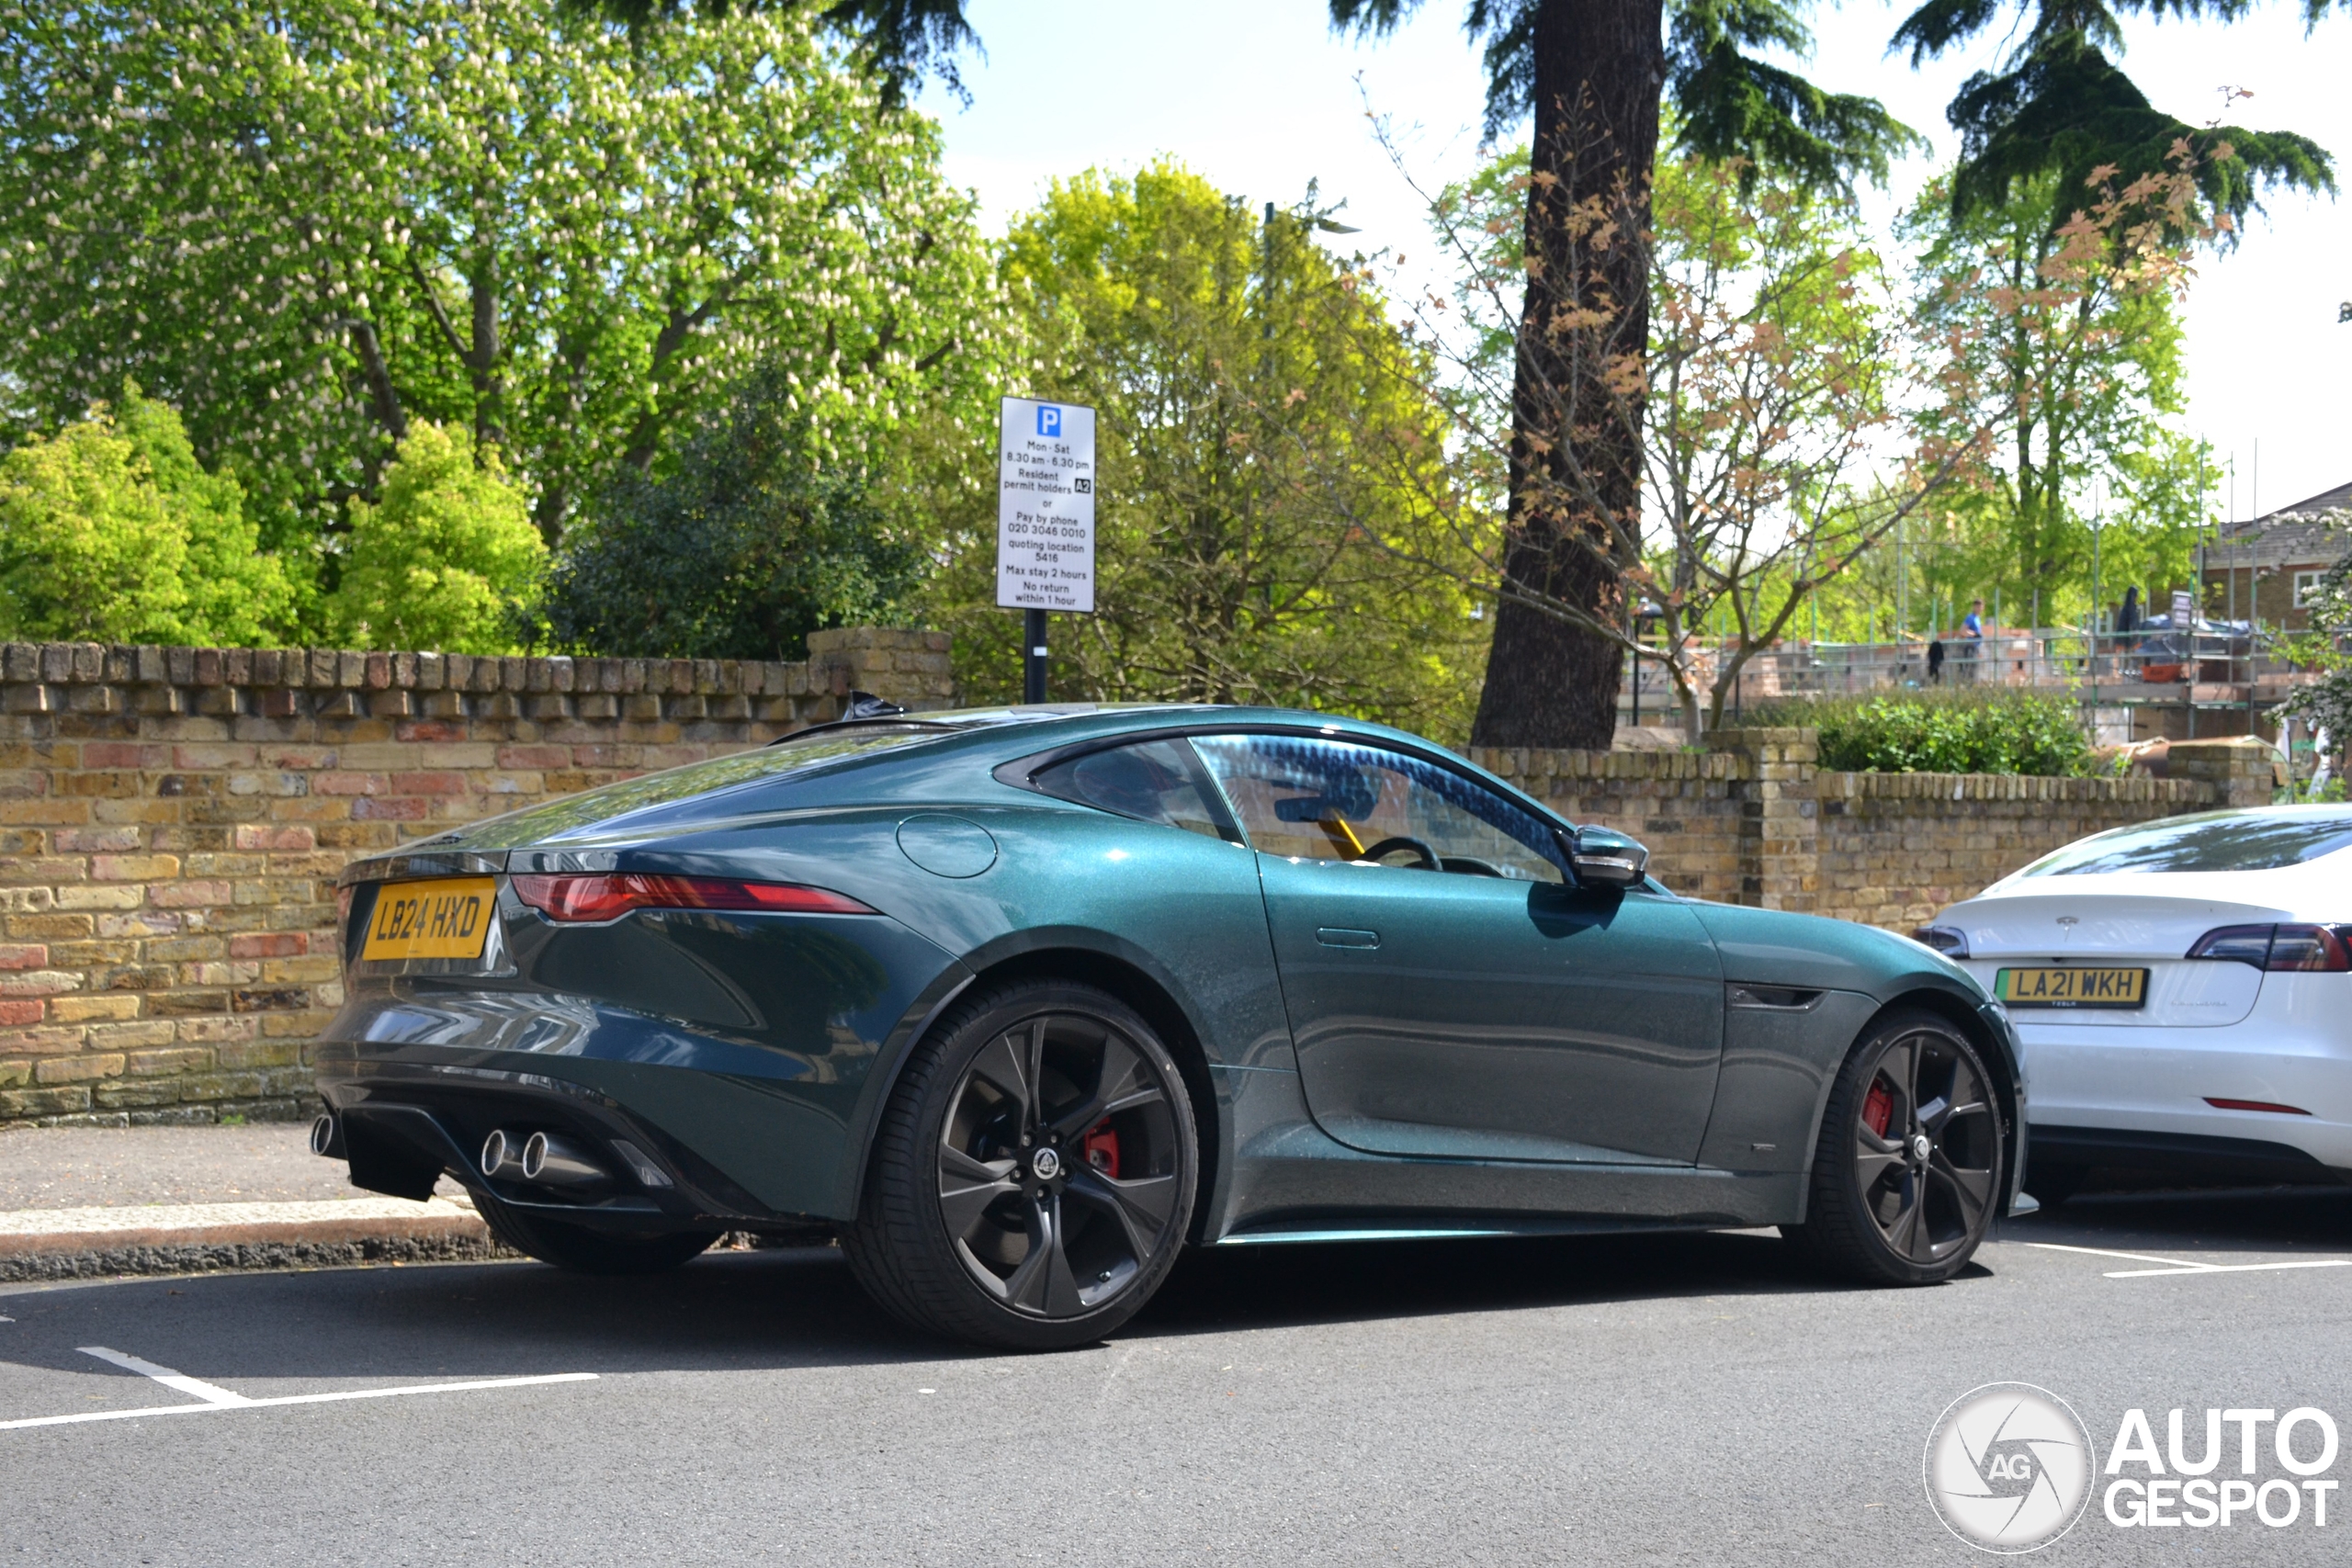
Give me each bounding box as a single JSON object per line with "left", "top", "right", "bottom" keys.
{"left": 1920, "top": 806, "right": 2352, "bottom": 1201}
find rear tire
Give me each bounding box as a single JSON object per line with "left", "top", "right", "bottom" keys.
{"left": 477, "top": 1190, "right": 720, "bottom": 1275}
{"left": 842, "top": 979, "right": 1198, "bottom": 1350}
{"left": 1782, "top": 1009, "right": 2005, "bottom": 1286}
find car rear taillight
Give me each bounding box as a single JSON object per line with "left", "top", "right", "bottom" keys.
{"left": 1912, "top": 925, "right": 1969, "bottom": 959}
{"left": 510, "top": 874, "right": 876, "bottom": 922}
{"left": 2184, "top": 923, "right": 2352, "bottom": 972}
{"left": 2267, "top": 925, "right": 2352, "bottom": 971}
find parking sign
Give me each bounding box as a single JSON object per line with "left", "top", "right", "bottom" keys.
{"left": 997, "top": 397, "right": 1096, "bottom": 614}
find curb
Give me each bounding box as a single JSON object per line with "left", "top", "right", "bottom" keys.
{"left": 0, "top": 1198, "right": 512, "bottom": 1282}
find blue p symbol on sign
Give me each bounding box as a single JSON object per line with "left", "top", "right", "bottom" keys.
{"left": 1036, "top": 405, "right": 1062, "bottom": 438}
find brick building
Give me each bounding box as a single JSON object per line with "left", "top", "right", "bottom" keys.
{"left": 2202, "top": 479, "right": 2352, "bottom": 629}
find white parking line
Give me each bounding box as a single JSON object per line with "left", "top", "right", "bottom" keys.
{"left": 0, "top": 1347, "right": 594, "bottom": 1432}
{"left": 79, "top": 1346, "right": 253, "bottom": 1406}
{"left": 2027, "top": 1241, "right": 2352, "bottom": 1279}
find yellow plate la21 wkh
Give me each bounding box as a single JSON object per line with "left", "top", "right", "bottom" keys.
{"left": 360, "top": 877, "right": 497, "bottom": 962}
{"left": 1994, "top": 964, "right": 2148, "bottom": 1009}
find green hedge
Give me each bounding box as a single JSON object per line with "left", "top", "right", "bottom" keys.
{"left": 1751, "top": 689, "right": 2097, "bottom": 776}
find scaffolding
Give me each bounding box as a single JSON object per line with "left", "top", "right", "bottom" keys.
{"left": 1619, "top": 624, "right": 2331, "bottom": 744}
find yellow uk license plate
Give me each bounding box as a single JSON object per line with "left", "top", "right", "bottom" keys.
{"left": 360, "top": 878, "right": 497, "bottom": 963}
{"left": 1995, "top": 965, "right": 2148, "bottom": 1009}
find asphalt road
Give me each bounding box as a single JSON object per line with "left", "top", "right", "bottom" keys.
{"left": 3, "top": 1189, "right": 2350, "bottom": 1566}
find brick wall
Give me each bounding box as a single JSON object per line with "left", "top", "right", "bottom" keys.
{"left": 1480, "top": 732, "right": 2267, "bottom": 927}
{"left": 0, "top": 630, "right": 952, "bottom": 1129}
{"left": 1469, "top": 744, "right": 1755, "bottom": 904}
{"left": 1816, "top": 770, "right": 2217, "bottom": 930}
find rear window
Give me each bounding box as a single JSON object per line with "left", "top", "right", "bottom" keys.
{"left": 439, "top": 727, "right": 952, "bottom": 849}
{"left": 2017, "top": 809, "right": 2352, "bottom": 877}
{"left": 1033, "top": 739, "right": 1233, "bottom": 840}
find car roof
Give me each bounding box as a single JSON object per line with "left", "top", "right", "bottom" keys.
{"left": 384, "top": 701, "right": 1538, "bottom": 860}
{"left": 787, "top": 702, "right": 1468, "bottom": 766}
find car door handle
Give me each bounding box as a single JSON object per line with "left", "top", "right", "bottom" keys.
{"left": 1316, "top": 928, "right": 1380, "bottom": 949}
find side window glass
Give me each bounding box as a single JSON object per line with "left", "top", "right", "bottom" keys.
{"left": 1033, "top": 739, "right": 1232, "bottom": 840}
{"left": 1192, "top": 735, "right": 1566, "bottom": 883}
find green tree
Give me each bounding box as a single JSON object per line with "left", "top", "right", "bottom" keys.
{"left": 540, "top": 366, "right": 925, "bottom": 660}
{"left": 1334, "top": 0, "right": 1918, "bottom": 750}
{"left": 112, "top": 391, "right": 307, "bottom": 646}
{"left": 1894, "top": 2, "right": 2335, "bottom": 229}
{"left": 326, "top": 423, "right": 546, "bottom": 654}
{"left": 0, "top": 0, "right": 1000, "bottom": 560}
{"left": 1901, "top": 164, "right": 2211, "bottom": 629}
{"left": 923, "top": 163, "right": 1488, "bottom": 739}
{"left": 578, "top": 0, "right": 1913, "bottom": 745}
{"left": 1378, "top": 142, "right": 1987, "bottom": 737}
{"left": 0, "top": 390, "right": 299, "bottom": 645}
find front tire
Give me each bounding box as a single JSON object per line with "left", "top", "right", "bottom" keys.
{"left": 842, "top": 980, "right": 1198, "bottom": 1350}
{"left": 1782, "top": 1010, "right": 2005, "bottom": 1285}
{"left": 476, "top": 1190, "right": 721, "bottom": 1275}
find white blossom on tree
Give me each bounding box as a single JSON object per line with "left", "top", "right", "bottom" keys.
{"left": 0, "top": 0, "right": 1005, "bottom": 555}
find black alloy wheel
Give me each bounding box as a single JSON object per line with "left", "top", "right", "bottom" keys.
{"left": 845, "top": 980, "right": 1197, "bottom": 1349}
{"left": 1783, "top": 1010, "right": 2005, "bottom": 1285}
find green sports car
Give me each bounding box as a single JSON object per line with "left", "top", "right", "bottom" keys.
{"left": 314, "top": 704, "right": 2027, "bottom": 1348}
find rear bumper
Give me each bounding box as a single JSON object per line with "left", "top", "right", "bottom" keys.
{"left": 2028, "top": 1124, "right": 2347, "bottom": 1186}
{"left": 319, "top": 1055, "right": 831, "bottom": 1236}
{"left": 316, "top": 899, "right": 970, "bottom": 1224}
{"left": 2017, "top": 984, "right": 2352, "bottom": 1171}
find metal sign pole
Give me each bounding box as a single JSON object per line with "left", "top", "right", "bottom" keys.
{"left": 1023, "top": 607, "right": 1047, "bottom": 704}
{"left": 996, "top": 395, "right": 1098, "bottom": 705}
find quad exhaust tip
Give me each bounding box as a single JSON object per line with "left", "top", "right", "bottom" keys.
{"left": 522, "top": 1131, "right": 607, "bottom": 1188}
{"left": 480, "top": 1127, "right": 528, "bottom": 1181}
{"left": 480, "top": 1127, "right": 609, "bottom": 1190}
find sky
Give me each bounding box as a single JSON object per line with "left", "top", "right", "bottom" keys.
{"left": 918, "top": 0, "right": 2350, "bottom": 519}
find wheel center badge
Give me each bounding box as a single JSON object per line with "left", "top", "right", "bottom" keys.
{"left": 1912, "top": 1134, "right": 1933, "bottom": 1162}
{"left": 1030, "top": 1146, "right": 1062, "bottom": 1180}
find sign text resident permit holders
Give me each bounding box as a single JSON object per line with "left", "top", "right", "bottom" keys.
{"left": 996, "top": 397, "right": 1096, "bottom": 614}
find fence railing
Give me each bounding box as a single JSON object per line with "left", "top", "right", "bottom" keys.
{"left": 1619, "top": 626, "right": 2332, "bottom": 732}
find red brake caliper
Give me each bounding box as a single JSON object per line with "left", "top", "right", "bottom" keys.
{"left": 1082, "top": 1122, "right": 1121, "bottom": 1179}
{"left": 1862, "top": 1078, "right": 1894, "bottom": 1139}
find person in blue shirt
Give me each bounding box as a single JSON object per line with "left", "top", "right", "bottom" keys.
{"left": 1959, "top": 599, "right": 1984, "bottom": 682}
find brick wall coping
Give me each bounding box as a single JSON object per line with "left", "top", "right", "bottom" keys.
{"left": 1817, "top": 771, "right": 2214, "bottom": 805}
{"left": 0, "top": 627, "right": 952, "bottom": 704}
{"left": 1469, "top": 746, "right": 1747, "bottom": 782}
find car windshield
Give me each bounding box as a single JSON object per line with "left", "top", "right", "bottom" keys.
{"left": 442, "top": 727, "right": 953, "bottom": 849}
{"left": 2016, "top": 808, "right": 2352, "bottom": 876}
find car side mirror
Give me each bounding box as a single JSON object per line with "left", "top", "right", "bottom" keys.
{"left": 1565, "top": 826, "right": 1649, "bottom": 890}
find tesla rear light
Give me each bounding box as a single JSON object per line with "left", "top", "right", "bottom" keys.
{"left": 1912, "top": 925, "right": 1969, "bottom": 958}
{"left": 510, "top": 874, "right": 876, "bottom": 922}
{"left": 2184, "top": 923, "right": 2352, "bottom": 972}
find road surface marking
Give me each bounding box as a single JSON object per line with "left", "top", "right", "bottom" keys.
{"left": 2, "top": 1349, "right": 594, "bottom": 1432}
{"left": 78, "top": 1346, "right": 251, "bottom": 1406}
{"left": 2101, "top": 1260, "right": 2352, "bottom": 1278}
{"left": 2027, "top": 1242, "right": 2352, "bottom": 1278}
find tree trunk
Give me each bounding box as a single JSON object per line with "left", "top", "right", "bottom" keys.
{"left": 469, "top": 241, "right": 503, "bottom": 453}
{"left": 1468, "top": 0, "right": 1665, "bottom": 750}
